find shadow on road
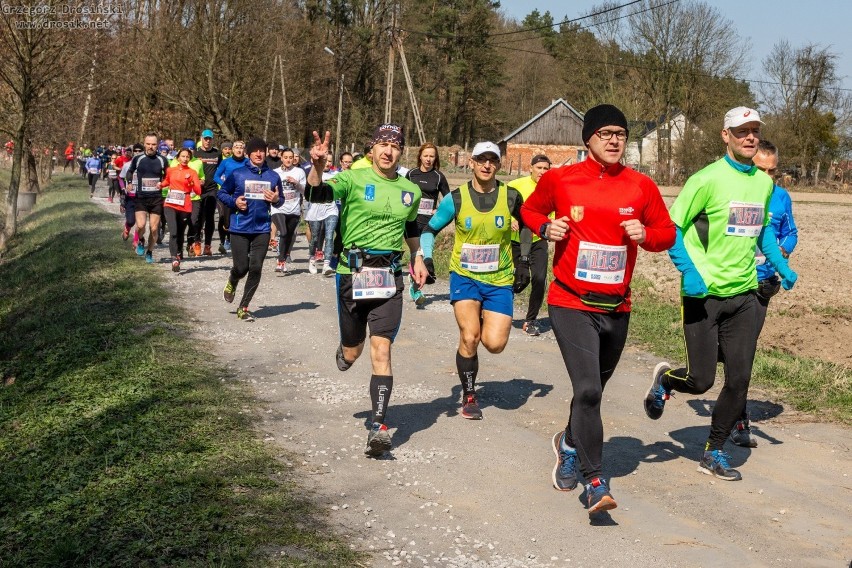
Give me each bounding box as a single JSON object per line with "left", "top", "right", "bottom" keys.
{"left": 252, "top": 301, "right": 320, "bottom": 318}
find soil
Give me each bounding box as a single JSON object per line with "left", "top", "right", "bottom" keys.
{"left": 94, "top": 186, "right": 851, "bottom": 568}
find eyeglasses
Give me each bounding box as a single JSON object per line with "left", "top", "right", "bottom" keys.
{"left": 472, "top": 156, "right": 500, "bottom": 166}
{"left": 595, "top": 130, "right": 628, "bottom": 141}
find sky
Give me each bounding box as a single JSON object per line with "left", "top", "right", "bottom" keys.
{"left": 497, "top": 0, "right": 852, "bottom": 95}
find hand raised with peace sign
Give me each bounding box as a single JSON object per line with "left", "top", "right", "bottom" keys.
{"left": 309, "top": 131, "right": 331, "bottom": 167}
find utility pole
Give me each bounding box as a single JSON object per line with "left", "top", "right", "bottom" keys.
{"left": 263, "top": 54, "right": 277, "bottom": 140}
{"left": 278, "top": 55, "right": 291, "bottom": 148}
{"left": 395, "top": 36, "right": 425, "bottom": 146}
{"left": 336, "top": 73, "right": 344, "bottom": 162}
{"left": 384, "top": 9, "right": 396, "bottom": 123}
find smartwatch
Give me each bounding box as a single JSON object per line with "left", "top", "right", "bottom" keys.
{"left": 539, "top": 222, "right": 551, "bottom": 240}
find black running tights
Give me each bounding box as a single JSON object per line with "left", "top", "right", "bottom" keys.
{"left": 228, "top": 232, "right": 270, "bottom": 308}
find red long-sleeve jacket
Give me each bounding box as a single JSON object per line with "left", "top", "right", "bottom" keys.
{"left": 162, "top": 164, "right": 202, "bottom": 213}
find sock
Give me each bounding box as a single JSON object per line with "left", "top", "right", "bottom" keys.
{"left": 456, "top": 351, "right": 478, "bottom": 396}
{"left": 561, "top": 428, "right": 576, "bottom": 451}
{"left": 369, "top": 374, "right": 393, "bottom": 424}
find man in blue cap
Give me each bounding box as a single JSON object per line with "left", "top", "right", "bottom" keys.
{"left": 194, "top": 129, "right": 222, "bottom": 256}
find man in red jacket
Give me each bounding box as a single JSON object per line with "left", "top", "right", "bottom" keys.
{"left": 521, "top": 104, "right": 675, "bottom": 518}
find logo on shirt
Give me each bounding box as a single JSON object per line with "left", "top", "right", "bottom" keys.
{"left": 619, "top": 207, "right": 634, "bottom": 216}
{"left": 464, "top": 217, "right": 472, "bottom": 230}
{"left": 364, "top": 184, "right": 375, "bottom": 201}
{"left": 570, "top": 206, "right": 584, "bottom": 222}
{"left": 495, "top": 215, "right": 505, "bottom": 228}
{"left": 401, "top": 191, "right": 414, "bottom": 207}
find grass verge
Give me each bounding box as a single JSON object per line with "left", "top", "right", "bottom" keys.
{"left": 0, "top": 176, "right": 361, "bottom": 567}
{"left": 429, "top": 237, "right": 851, "bottom": 424}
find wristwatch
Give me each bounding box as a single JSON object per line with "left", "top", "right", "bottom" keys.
{"left": 539, "top": 222, "right": 551, "bottom": 240}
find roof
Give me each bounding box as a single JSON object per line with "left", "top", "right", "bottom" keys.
{"left": 499, "top": 98, "right": 585, "bottom": 144}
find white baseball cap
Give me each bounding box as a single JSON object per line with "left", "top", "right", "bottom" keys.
{"left": 471, "top": 141, "right": 501, "bottom": 160}
{"left": 724, "top": 107, "right": 764, "bottom": 129}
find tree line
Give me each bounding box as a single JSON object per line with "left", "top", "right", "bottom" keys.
{"left": 1, "top": 0, "right": 849, "bottom": 250}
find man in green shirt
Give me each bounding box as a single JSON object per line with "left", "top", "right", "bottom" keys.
{"left": 305, "top": 125, "right": 428, "bottom": 458}
{"left": 643, "top": 107, "right": 798, "bottom": 481}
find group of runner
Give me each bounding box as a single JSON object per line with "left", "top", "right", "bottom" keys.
{"left": 91, "top": 104, "right": 797, "bottom": 518}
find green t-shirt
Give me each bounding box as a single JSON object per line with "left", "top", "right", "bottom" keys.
{"left": 669, "top": 158, "right": 773, "bottom": 297}
{"left": 327, "top": 168, "right": 421, "bottom": 275}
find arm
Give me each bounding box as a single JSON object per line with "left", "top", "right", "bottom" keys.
{"left": 777, "top": 190, "right": 798, "bottom": 256}
{"left": 306, "top": 130, "right": 331, "bottom": 187}
{"left": 190, "top": 170, "right": 202, "bottom": 196}
{"left": 759, "top": 226, "right": 797, "bottom": 289}
{"left": 668, "top": 226, "right": 708, "bottom": 297}
{"left": 217, "top": 171, "right": 238, "bottom": 208}
{"left": 508, "top": 187, "right": 531, "bottom": 257}
{"left": 419, "top": 192, "right": 457, "bottom": 258}
{"left": 214, "top": 160, "right": 227, "bottom": 187}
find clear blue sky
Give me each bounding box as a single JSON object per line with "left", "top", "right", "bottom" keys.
{"left": 497, "top": 0, "right": 852, "bottom": 93}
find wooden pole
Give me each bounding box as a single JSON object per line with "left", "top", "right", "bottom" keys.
{"left": 278, "top": 55, "right": 291, "bottom": 148}
{"left": 263, "top": 54, "right": 278, "bottom": 140}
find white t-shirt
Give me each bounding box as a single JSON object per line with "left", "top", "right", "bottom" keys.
{"left": 271, "top": 165, "right": 306, "bottom": 216}
{"left": 305, "top": 170, "right": 339, "bottom": 221}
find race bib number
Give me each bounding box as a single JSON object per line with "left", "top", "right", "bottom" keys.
{"left": 352, "top": 268, "right": 396, "bottom": 300}
{"left": 575, "top": 242, "right": 627, "bottom": 284}
{"left": 726, "top": 201, "right": 764, "bottom": 237}
{"left": 418, "top": 197, "right": 435, "bottom": 215}
{"left": 244, "top": 180, "right": 270, "bottom": 200}
{"left": 108, "top": 169, "right": 117, "bottom": 178}
{"left": 460, "top": 243, "right": 499, "bottom": 272}
{"left": 165, "top": 190, "right": 186, "bottom": 206}
{"left": 87, "top": 167, "right": 99, "bottom": 175}
{"left": 140, "top": 177, "right": 160, "bottom": 193}
{"left": 283, "top": 182, "right": 297, "bottom": 201}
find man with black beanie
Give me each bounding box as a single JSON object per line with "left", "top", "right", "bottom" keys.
{"left": 521, "top": 103, "right": 675, "bottom": 517}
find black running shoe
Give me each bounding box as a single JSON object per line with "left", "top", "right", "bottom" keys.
{"left": 336, "top": 344, "right": 353, "bottom": 371}
{"left": 461, "top": 394, "right": 482, "bottom": 420}
{"left": 644, "top": 362, "right": 672, "bottom": 420}
{"left": 552, "top": 431, "right": 579, "bottom": 491}
{"left": 697, "top": 449, "right": 742, "bottom": 481}
{"left": 730, "top": 419, "right": 758, "bottom": 448}
{"left": 365, "top": 422, "right": 392, "bottom": 457}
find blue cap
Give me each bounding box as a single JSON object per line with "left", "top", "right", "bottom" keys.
{"left": 182, "top": 139, "right": 196, "bottom": 150}
{"left": 157, "top": 141, "right": 169, "bottom": 152}
{"left": 201, "top": 129, "right": 214, "bottom": 139}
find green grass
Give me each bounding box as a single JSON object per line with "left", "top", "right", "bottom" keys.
{"left": 0, "top": 175, "right": 361, "bottom": 567}
{"left": 429, "top": 243, "right": 852, "bottom": 424}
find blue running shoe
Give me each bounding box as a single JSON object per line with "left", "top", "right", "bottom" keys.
{"left": 697, "top": 449, "right": 742, "bottom": 481}
{"left": 223, "top": 239, "right": 231, "bottom": 253}
{"left": 552, "top": 431, "right": 578, "bottom": 491}
{"left": 644, "top": 362, "right": 672, "bottom": 420}
{"left": 365, "top": 422, "right": 392, "bottom": 457}
{"left": 145, "top": 251, "right": 153, "bottom": 264}
{"left": 136, "top": 240, "right": 145, "bottom": 256}
{"left": 586, "top": 478, "right": 617, "bottom": 516}
{"left": 409, "top": 280, "right": 426, "bottom": 306}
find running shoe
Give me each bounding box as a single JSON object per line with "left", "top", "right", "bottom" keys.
{"left": 187, "top": 243, "right": 196, "bottom": 258}
{"left": 552, "top": 431, "right": 579, "bottom": 491}
{"left": 122, "top": 226, "right": 130, "bottom": 241}
{"left": 285, "top": 255, "right": 292, "bottom": 263}
{"left": 275, "top": 261, "right": 286, "bottom": 273}
{"left": 193, "top": 242, "right": 202, "bottom": 257}
{"left": 136, "top": 239, "right": 145, "bottom": 256}
{"left": 336, "top": 344, "right": 353, "bottom": 372}
{"left": 172, "top": 258, "right": 180, "bottom": 272}
{"left": 586, "top": 478, "right": 617, "bottom": 516}
{"left": 223, "top": 281, "right": 236, "bottom": 303}
{"left": 107, "top": 197, "right": 113, "bottom": 203}
{"left": 218, "top": 243, "right": 227, "bottom": 255}
{"left": 644, "top": 362, "right": 672, "bottom": 420}
{"left": 365, "top": 422, "right": 392, "bottom": 457}
{"left": 730, "top": 418, "right": 758, "bottom": 448}
{"left": 144, "top": 251, "right": 153, "bottom": 264}
{"left": 268, "top": 238, "right": 278, "bottom": 251}
{"left": 322, "top": 260, "right": 334, "bottom": 277}
{"left": 409, "top": 280, "right": 426, "bottom": 306}
{"left": 223, "top": 239, "right": 231, "bottom": 252}
{"left": 308, "top": 255, "right": 318, "bottom": 274}
{"left": 133, "top": 232, "right": 140, "bottom": 246}
{"left": 236, "top": 306, "right": 255, "bottom": 322}
{"left": 523, "top": 320, "right": 541, "bottom": 336}
{"left": 316, "top": 250, "right": 324, "bottom": 261}
{"left": 461, "top": 394, "right": 482, "bottom": 420}
{"left": 697, "top": 449, "right": 742, "bottom": 481}
{"left": 203, "top": 245, "right": 212, "bottom": 256}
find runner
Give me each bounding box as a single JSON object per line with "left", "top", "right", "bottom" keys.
{"left": 405, "top": 142, "right": 450, "bottom": 305}
{"left": 509, "top": 154, "right": 551, "bottom": 336}
{"left": 339, "top": 152, "right": 354, "bottom": 171}
{"left": 521, "top": 104, "right": 676, "bottom": 517}
{"left": 271, "top": 147, "right": 306, "bottom": 274}
{"left": 221, "top": 141, "right": 233, "bottom": 160}
{"left": 730, "top": 139, "right": 799, "bottom": 447}
{"left": 266, "top": 142, "right": 283, "bottom": 253}
{"left": 172, "top": 140, "right": 206, "bottom": 256}
{"left": 160, "top": 147, "right": 202, "bottom": 272}
{"left": 420, "top": 141, "right": 532, "bottom": 421}
{"left": 305, "top": 153, "right": 339, "bottom": 276}
{"left": 85, "top": 152, "right": 101, "bottom": 198}
{"left": 125, "top": 133, "right": 169, "bottom": 264}
{"left": 643, "top": 107, "right": 798, "bottom": 481}
{"left": 106, "top": 153, "right": 121, "bottom": 203}
{"left": 303, "top": 126, "right": 427, "bottom": 458}
{"left": 63, "top": 142, "right": 75, "bottom": 171}
{"left": 214, "top": 140, "right": 247, "bottom": 254}
{"left": 217, "top": 137, "right": 284, "bottom": 321}
{"left": 194, "top": 129, "right": 221, "bottom": 257}
{"left": 119, "top": 144, "right": 143, "bottom": 243}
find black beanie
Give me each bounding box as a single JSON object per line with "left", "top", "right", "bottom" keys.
{"left": 582, "top": 104, "right": 629, "bottom": 143}
{"left": 245, "top": 137, "right": 267, "bottom": 154}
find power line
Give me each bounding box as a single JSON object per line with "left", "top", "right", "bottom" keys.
{"left": 491, "top": 43, "right": 852, "bottom": 94}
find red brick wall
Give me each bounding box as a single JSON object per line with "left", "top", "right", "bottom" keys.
{"left": 502, "top": 144, "right": 585, "bottom": 175}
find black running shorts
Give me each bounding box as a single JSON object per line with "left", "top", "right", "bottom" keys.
{"left": 336, "top": 272, "right": 404, "bottom": 346}
{"left": 134, "top": 196, "right": 164, "bottom": 216}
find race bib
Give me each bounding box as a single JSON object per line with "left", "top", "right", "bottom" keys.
{"left": 87, "top": 167, "right": 99, "bottom": 175}
{"left": 726, "top": 201, "right": 764, "bottom": 237}
{"left": 352, "top": 268, "right": 396, "bottom": 300}
{"left": 140, "top": 177, "right": 160, "bottom": 193}
{"left": 460, "top": 243, "right": 499, "bottom": 272}
{"left": 108, "top": 169, "right": 117, "bottom": 178}
{"left": 244, "top": 180, "right": 270, "bottom": 200}
{"left": 283, "top": 189, "right": 297, "bottom": 201}
{"left": 575, "top": 242, "right": 627, "bottom": 284}
{"left": 418, "top": 197, "right": 435, "bottom": 215}
{"left": 165, "top": 189, "right": 186, "bottom": 206}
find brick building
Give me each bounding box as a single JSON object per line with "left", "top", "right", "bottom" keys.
{"left": 498, "top": 99, "right": 586, "bottom": 175}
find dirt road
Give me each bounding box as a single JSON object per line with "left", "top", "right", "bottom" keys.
{"left": 95, "top": 196, "right": 850, "bottom": 568}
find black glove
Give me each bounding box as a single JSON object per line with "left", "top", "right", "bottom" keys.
{"left": 424, "top": 257, "right": 436, "bottom": 285}
{"left": 513, "top": 256, "right": 531, "bottom": 293}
